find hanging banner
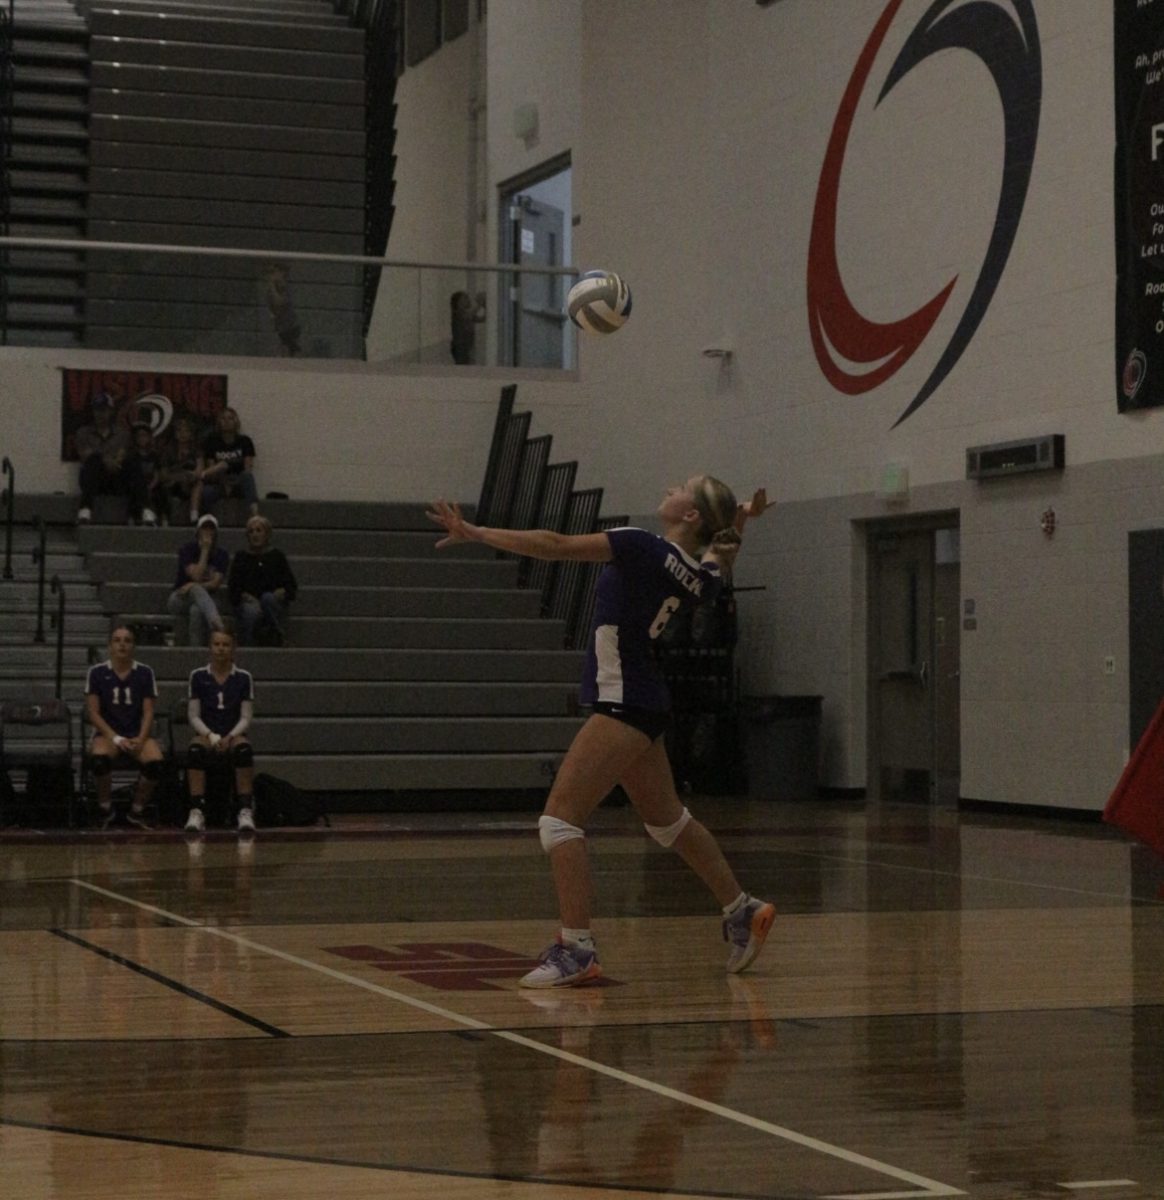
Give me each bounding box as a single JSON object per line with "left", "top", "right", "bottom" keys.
{"left": 60, "top": 369, "right": 228, "bottom": 461}
{"left": 1116, "top": 0, "right": 1164, "bottom": 410}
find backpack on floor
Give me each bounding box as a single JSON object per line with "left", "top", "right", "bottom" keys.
{"left": 0, "top": 766, "right": 16, "bottom": 826}
{"left": 24, "top": 760, "right": 76, "bottom": 827}
{"left": 253, "top": 772, "right": 326, "bottom": 826}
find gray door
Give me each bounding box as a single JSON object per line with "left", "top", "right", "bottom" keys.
{"left": 869, "top": 524, "right": 961, "bottom": 802}
{"left": 932, "top": 544, "right": 962, "bottom": 803}
{"left": 508, "top": 195, "right": 566, "bottom": 368}
{"left": 872, "top": 530, "right": 934, "bottom": 800}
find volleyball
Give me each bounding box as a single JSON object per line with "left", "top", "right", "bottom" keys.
{"left": 566, "top": 270, "right": 632, "bottom": 334}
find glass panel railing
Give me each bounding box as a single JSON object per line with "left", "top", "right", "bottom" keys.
{"left": 0, "top": 236, "right": 579, "bottom": 369}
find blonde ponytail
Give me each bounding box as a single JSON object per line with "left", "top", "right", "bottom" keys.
{"left": 690, "top": 475, "right": 739, "bottom": 546}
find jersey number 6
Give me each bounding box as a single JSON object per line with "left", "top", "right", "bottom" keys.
{"left": 648, "top": 596, "right": 681, "bottom": 640}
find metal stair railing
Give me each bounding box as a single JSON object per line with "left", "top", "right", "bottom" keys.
{"left": 32, "top": 513, "right": 46, "bottom": 642}
{"left": 485, "top": 408, "right": 531, "bottom": 532}
{"left": 49, "top": 573, "right": 65, "bottom": 699}
{"left": 1, "top": 455, "right": 13, "bottom": 580}
{"left": 546, "top": 487, "right": 604, "bottom": 650}
{"left": 476, "top": 383, "right": 515, "bottom": 525}
{"left": 528, "top": 460, "right": 577, "bottom": 615}
{"left": 473, "top": 387, "right": 620, "bottom": 648}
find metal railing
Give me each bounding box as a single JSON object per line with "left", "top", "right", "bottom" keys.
{"left": 32, "top": 514, "right": 46, "bottom": 643}
{"left": 0, "top": 234, "right": 580, "bottom": 368}
{"left": 49, "top": 574, "right": 65, "bottom": 699}
{"left": 1, "top": 455, "right": 12, "bottom": 581}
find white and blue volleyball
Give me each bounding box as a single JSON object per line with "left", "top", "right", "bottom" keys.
{"left": 566, "top": 270, "right": 632, "bottom": 334}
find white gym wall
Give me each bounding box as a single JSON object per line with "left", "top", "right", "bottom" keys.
{"left": 0, "top": 0, "right": 1152, "bottom": 810}
{"left": 501, "top": 1, "right": 1146, "bottom": 811}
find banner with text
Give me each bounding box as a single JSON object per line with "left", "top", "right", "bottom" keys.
{"left": 60, "top": 369, "right": 228, "bottom": 461}
{"left": 1116, "top": 0, "right": 1164, "bottom": 410}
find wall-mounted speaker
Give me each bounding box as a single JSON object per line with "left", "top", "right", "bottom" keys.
{"left": 966, "top": 434, "right": 1065, "bottom": 480}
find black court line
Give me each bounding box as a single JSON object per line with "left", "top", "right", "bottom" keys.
{"left": 48, "top": 928, "right": 290, "bottom": 1039}
{"left": 0, "top": 1116, "right": 789, "bottom": 1200}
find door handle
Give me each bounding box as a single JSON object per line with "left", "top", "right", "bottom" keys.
{"left": 881, "top": 662, "right": 928, "bottom": 686}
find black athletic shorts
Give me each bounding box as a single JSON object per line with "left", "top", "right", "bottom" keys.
{"left": 590, "top": 702, "right": 671, "bottom": 742}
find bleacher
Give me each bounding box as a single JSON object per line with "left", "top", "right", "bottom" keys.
{"left": 0, "top": 389, "right": 621, "bottom": 819}
{"left": 81, "top": 500, "right": 587, "bottom": 799}
{"left": 3, "top": 0, "right": 395, "bottom": 356}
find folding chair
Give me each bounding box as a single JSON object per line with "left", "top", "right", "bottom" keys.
{"left": 0, "top": 699, "right": 76, "bottom": 827}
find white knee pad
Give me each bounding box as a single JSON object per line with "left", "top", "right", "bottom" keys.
{"left": 538, "top": 814, "right": 585, "bottom": 852}
{"left": 645, "top": 806, "right": 692, "bottom": 848}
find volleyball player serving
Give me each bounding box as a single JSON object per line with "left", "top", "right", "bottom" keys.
{"left": 428, "top": 475, "right": 774, "bottom": 987}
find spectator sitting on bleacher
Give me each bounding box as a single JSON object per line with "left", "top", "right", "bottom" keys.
{"left": 124, "top": 421, "right": 163, "bottom": 527}
{"left": 167, "top": 514, "right": 229, "bottom": 647}
{"left": 183, "top": 623, "right": 256, "bottom": 836}
{"left": 158, "top": 416, "right": 202, "bottom": 525}
{"left": 75, "top": 392, "right": 138, "bottom": 525}
{"left": 85, "top": 623, "right": 164, "bottom": 829}
{"left": 197, "top": 407, "right": 258, "bottom": 521}
{"left": 229, "top": 514, "right": 298, "bottom": 647}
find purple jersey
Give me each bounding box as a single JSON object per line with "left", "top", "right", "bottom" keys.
{"left": 84, "top": 660, "right": 158, "bottom": 738}
{"left": 173, "top": 541, "right": 230, "bottom": 591}
{"left": 188, "top": 665, "right": 254, "bottom": 736}
{"left": 580, "top": 527, "right": 723, "bottom": 712}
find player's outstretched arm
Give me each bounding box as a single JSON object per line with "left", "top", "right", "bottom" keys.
{"left": 426, "top": 500, "right": 613, "bottom": 562}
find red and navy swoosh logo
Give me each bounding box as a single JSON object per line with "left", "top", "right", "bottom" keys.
{"left": 807, "top": 0, "right": 1041, "bottom": 427}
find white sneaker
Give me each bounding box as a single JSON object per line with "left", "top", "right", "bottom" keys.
{"left": 184, "top": 807, "right": 205, "bottom": 833}
{"left": 237, "top": 807, "right": 256, "bottom": 835}
{"left": 723, "top": 897, "right": 776, "bottom": 974}
{"left": 519, "top": 939, "right": 602, "bottom": 989}
{"left": 77, "top": 507, "right": 91, "bottom": 524}
{"left": 140, "top": 507, "right": 157, "bottom": 527}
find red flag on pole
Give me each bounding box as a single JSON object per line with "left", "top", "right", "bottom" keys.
{"left": 1104, "top": 698, "right": 1164, "bottom": 859}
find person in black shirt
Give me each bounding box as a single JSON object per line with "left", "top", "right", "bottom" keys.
{"left": 228, "top": 514, "right": 298, "bottom": 646}
{"left": 198, "top": 407, "right": 258, "bottom": 518}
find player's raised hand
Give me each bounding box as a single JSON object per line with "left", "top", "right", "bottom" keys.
{"left": 427, "top": 499, "right": 478, "bottom": 548}
{"left": 734, "top": 487, "right": 769, "bottom": 532}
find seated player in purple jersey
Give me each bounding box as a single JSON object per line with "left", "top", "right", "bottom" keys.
{"left": 182, "top": 624, "right": 257, "bottom": 836}
{"left": 428, "top": 475, "right": 773, "bottom": 988}
{"left": 84, "top": 623, "right": 164, "bottom": 829}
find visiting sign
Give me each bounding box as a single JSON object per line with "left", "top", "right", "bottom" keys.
{"left": 60, "top": 368, "right": 228, "bottom": 461}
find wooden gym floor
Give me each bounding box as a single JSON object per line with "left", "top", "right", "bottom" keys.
{"left": 2, "top": 797, "right": 1163, "bottom": 1200}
